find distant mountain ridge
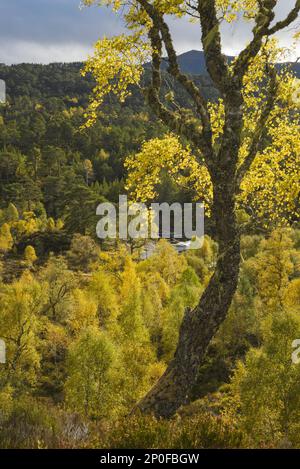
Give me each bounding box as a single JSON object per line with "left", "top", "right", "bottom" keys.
{"left": 160, "top": 50, "right": 300, "bottom": 77}
{"left": 0, "top": 50, "right": 299, "bottom": 103}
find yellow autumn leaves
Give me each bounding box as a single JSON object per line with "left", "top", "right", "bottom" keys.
{"left": 125, "top": 40, "right": 300, "bottom": 226}
{"left": 82, "top": 2, "right": 299, "bottom": 227}
{"left": 81, "top": 33, "right": 151, "bottom": 127}
{"left": 125, "top": 135, "right": 213, "bottom": 207}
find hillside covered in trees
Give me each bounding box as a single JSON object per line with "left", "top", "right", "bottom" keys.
{"left": 0, "top": 39, "right": 300, "bottom": 450}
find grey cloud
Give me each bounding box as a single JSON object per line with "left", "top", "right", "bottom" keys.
{"left": 0, "top": 0, "right": 298, "bottom": 64}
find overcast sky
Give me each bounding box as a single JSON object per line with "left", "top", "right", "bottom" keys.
{"left": 0, "top": 0, "right": 299, "bottom": 65}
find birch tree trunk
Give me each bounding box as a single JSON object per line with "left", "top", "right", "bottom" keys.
{"left": 136, "top": 151, "right": 241, "bottom": 417}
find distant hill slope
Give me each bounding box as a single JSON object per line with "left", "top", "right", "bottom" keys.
{"left": 161, "top": 50, "right": 300, "bottom": 77}
{"left": 1, "top": 50, "right": 298, "bottom": 101}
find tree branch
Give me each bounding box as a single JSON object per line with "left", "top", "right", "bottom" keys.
{"left": 146, "top": 24, "right": 212, "bottom": 160}
{"left": 197, "top": 0, "right": 231, "bottom": 96}
{"left": 233, "top": 0, "right": 277, "bottom": 83}
{"left": 138, "top": 0, "right": 215, "bottom": 163}
{"left": 268, "top": 0, "right": 300, "bottom": 35}
{"left": 236, "top": 66, "right": 278, "bottom": 186}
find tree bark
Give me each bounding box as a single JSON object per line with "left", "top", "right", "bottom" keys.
{"left": 136, "top": 162, "right": 241, "bottom": 418}
{"left": 133, "top": 0, "right": 247, "bottom": 420}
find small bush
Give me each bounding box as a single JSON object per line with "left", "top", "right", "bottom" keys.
{"left": 0, "top": 396, "right": 89, "bottom": 449}
{"left": 87, "top": 411, "right": 244, "bottom": 449}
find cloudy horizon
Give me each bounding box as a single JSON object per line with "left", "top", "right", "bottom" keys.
{"left": 0, "top": 0, "right": 299, "bottom": 65}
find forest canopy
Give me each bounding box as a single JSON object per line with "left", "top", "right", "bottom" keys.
{"left": 0, "top": 0, "right": 300, "bottom": 450}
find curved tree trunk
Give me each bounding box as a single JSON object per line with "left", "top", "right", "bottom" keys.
{"left": 136, "top": 168, "right": 241, "bottom": 418}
